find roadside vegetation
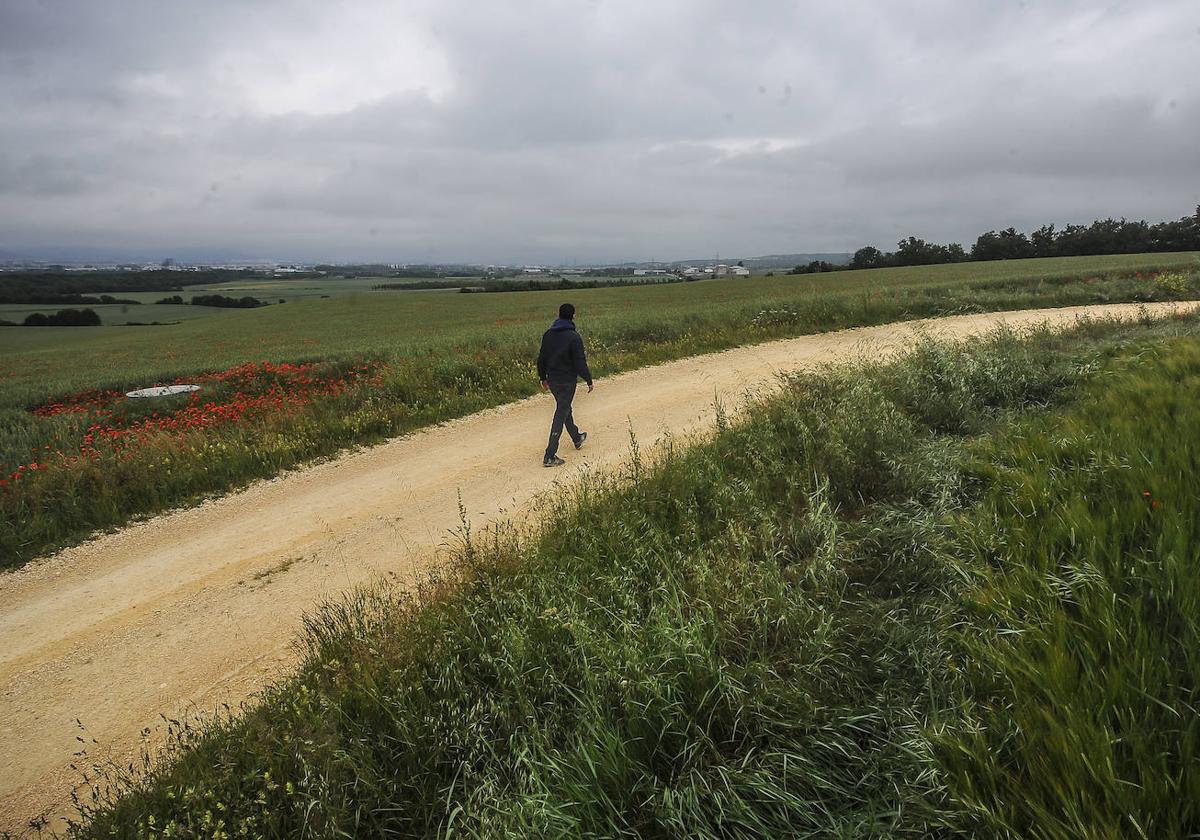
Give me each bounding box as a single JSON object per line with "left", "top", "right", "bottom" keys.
{"left": 72, "top": 312, "right": 1200, "bottom": 838}
{"left": 933, "top": 341, "right": 1200, "bottom": 837}
{"left": 1, "top": 253, "right": 1198, "bottom": 565}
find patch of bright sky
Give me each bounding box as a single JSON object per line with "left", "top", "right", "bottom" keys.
{"left": 219, "top": 5, "right": 452, "bottom": 117}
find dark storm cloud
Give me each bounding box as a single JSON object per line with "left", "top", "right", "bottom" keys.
{"left": 0, "top": 0, "right": 1196, "bottom": 262}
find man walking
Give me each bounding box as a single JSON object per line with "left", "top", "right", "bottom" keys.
{"left": 537, "top": 303, "right": 593, "bottom": 467}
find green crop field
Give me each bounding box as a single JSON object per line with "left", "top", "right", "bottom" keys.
{"left": 72, "top": 313, "right": 1200, "bottom": 838}
{"left": 0, "top": 301, "right": 233, "bottom": 326}
{"left": 3, "top": 253, "right": 1196, "bottom": 396}
{"left": 1, "top": 252, "right": 1197, "bottom": 564}
{"left": 149, "top": 274, "right": 436, "bottom": 301}
{"left": 0, "top": 274, "right": 472, "bottom": 328}
{"left": 0, "top": 275, "right": 416, "bottom": 327}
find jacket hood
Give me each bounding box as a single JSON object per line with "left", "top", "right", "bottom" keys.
{"left": 548, "top": 318, "right": 576, "bottom": 332}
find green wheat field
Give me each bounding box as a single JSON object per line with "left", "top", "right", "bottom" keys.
{"left": 2, "top": 252, "right": 1197, "bottom": 565}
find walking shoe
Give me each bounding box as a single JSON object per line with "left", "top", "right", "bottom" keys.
{"left": 543, "top": 455, "right": 566, "bottom": 467}
{"left": 574, "top": 431, "right": 588, "bottom": 451}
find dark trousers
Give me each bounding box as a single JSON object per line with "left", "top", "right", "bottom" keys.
{"left": 545, "top": 380, "right": 581, "bottom": 460}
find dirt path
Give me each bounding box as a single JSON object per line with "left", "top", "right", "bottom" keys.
{"left": 1, "top": 302, "right": 1192, "bottom": 834}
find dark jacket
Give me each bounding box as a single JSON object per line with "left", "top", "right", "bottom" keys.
{"left": 537, "top": 318, "right": 592, "bottom": 385}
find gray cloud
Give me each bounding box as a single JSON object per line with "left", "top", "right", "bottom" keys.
{"left": 0, "top": 0, "right": 1197, "bottom": 262}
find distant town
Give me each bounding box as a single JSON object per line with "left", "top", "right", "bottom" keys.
{"left": 0, "top": 253, "right": 851, "bottom": 277}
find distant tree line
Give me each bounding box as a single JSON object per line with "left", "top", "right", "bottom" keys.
{"left": 460, "top": 275, "right": 684, "bottom": 293}
{"left": 374, "top": 274, "right": 684, "bottom": 294}
{"left": 21, "top": 308, "right": 102, "bottom": 326}
{"left": 788, "top": 207, "right": 1200, "bottom": 274}
{"left": 0, "top": 269, "right": 267, "bottom": 303}
{"left": 370, "top": 280, "right": 466, "bottom": 291}
{"left": 0, "top": 292, "right": 142, "bottom": 306}
{"left": 582, "top": 267, "right": 644, "bottom": 277}
{"left": 319, "top": 264, "right": 510, "bottom": 279}
{"left": 188, "top": 294, "right": 268, "bottom": 308}
{"left": 788, "top": 260, "right": 845, "bottom": 275}
{"left": 157, "top": 293, "right": 266, "bottom": 307}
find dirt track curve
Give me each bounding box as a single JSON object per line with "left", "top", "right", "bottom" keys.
{"left": 1, "top": 301, "right": 1193, "bottom": 834}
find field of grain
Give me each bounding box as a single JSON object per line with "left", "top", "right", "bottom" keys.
{"left": 1, "top": 253, "right": 1197, "bottom": 565}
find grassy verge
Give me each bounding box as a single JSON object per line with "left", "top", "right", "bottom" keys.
{"left": 70, "top": 311, "right": 1200, "bottom": 838}
{"left": 933, "top": 338, "right": 1200, "bottom": 837}
{"left": 3, "top": 255, "right": 1198, "bottom": 566}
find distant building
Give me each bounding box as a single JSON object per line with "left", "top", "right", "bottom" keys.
{"left": 682, "top": 263, "right": 749, "bottom": 278}
{"left": 710, "top": 264, "right": 750, "bottom": 277}
{"left": 633, "top": 269, "right": 667, "bottom": 275}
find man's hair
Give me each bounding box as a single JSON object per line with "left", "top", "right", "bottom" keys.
{"left": 559, "top": 303, "right": 575, "bottom": 320}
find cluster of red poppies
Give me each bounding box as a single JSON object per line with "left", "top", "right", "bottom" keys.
{"left": 33, "top": 388, "right": 126, "bottom": 417}
{"left": 5, "top": 359, "right": 387, "bottom": 490}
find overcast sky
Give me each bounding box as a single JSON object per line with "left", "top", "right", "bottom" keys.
{"left": 1, "top": 0, "right": 1197, "bottom": 263}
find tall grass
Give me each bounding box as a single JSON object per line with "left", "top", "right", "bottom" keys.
{"left": 934, "top": 337, "right": 1200, "bottom": 838}
{"left": 71, "top": 313, "right": 1200, "bottom": 838}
